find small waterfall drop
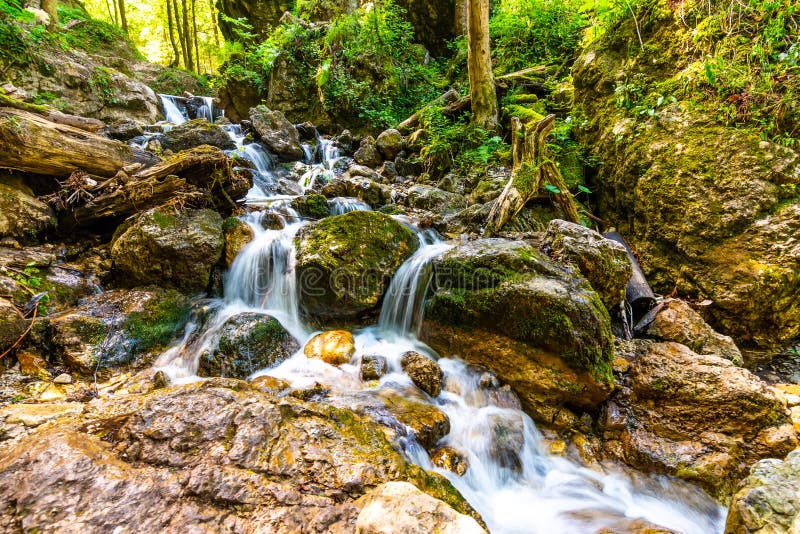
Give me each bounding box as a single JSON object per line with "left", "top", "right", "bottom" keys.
{"left": 196, "top": 96, "right": 215, "bottom": 123}
{"left": 159, "top": 94, "right": 188, "bottom": 124}
{"left": 328, "top": 197, "right": 371, "bottom": 216}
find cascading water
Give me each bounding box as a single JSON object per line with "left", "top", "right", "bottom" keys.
{"left": 196, "top": 96, "right": 215, "bottom": 123}
{"left": 159, "top": 94, "right": 188, "bottom": 124}
{"left": 149, "top": 96, "right": 726, "bottom": 532}
{"left": 328, "top": 197, "right": 371, "bottom": 215}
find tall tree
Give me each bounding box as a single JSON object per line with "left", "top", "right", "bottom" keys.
{"left": 467, "top": 0, "right": 498, "bottom": 132}
{"left": 116, "top": 0, "right": 128, "bottom": 34}
{"left": 41, "top": 0, "right": 59, "bottom": 30}
{"left": 165, "top": 0, "right": 181, "bottom": 67}
{"left": 181, "top": 0, "right": 195, "bottom": 72}
{"left": 172, "top": 0, "right": 190, "bottom": 70}
{"left": 191, "top": 0, "right": 200, "bottom": 72}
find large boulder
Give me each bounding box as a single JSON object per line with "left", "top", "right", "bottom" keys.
{"left": 160, "top": 119, "right": 236, "bottom": 152}
{"left": 295, "top": 211, "right": 419, "bottom": 320}
{"left": 249, "top": 105, "right": 304, "bottom": 161}
{"left": 406, "top": 185, "right": 467, "bottom": 215}
{"left": 572, "top": 16, "right": 800, "bottom": 350}
{"left": 542, "top": 219, "right": 632, "bottom": 310}
{"left": 198, "top": 313, "right": 300, "bottom": 379}
{"left": 304, "top": 330, "right": 356, "bottom": 366}
{"left": 321, "top": 176, "right": 392, "bottom": 207}
{"left": 421, "top": 239, "right": 615, "bottom": 427}
{"left": 725, "top": 449, "right": 800, "bottom": 534}
{"left": 44, "top": 288, "right": 191, "bottom": 373}
{"left": 355, "top": 482, "right": 484, "bottom": 534}
{"left": 600, "top": 341, "right": 798, "bottom": 499}
{"left": 0, "top": 179, "right": 56, "bottom": 244}
{"left": 0, "top": 380, "right": 481, "bottom": 530}
{"left": 111, "top": 208, "right": 224, "bottom": 293}
{"left": 375, "top": 129, "right": 404, "bottom": 160}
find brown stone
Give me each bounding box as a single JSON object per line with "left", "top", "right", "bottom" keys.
{"left": 304, "top": 330, "right": 356, "bottom": 366}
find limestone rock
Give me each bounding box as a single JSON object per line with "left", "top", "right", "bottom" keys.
{"left": 360, "top": 354, "right": 388, "bottom": 381}
{"left": 725, "top": 449, "right": 800, "bottom": 533}
{"left": 644, "top": 299, "right": 743, "bottom": 364}
{"left": 379, "top": 391, "right": 450, "bottom": 450}
{"left": 354, "top": 137, "right": 383, "bottom": 168}
{"left": 223, "top": 217, "right": 255, "bottom": 268}
{"left": 111, "top": 208, "right": 224, "bottom": 293}
{"left": 401, "top": 351, "right": 444, "bottom": 397}
{"left": 543, "top": 219, "right": 632, "bottom": 309}
{"left": 600, "top": 341, "right": 798, "bottom": 498}
{"left": 355, "top": 482, "right": 484, "bottom": 534}
{"left": 0, "top": 180, "right": 56, "bottom": 244}
{"left": 0, "top": 298, "right": 26, "bottom": 354}
{"left": 430, "top": 447, "right": 469, "bottom": 476}
{"left": 16, "top": 350, "right": 50, "bottom": 380}
{"left": 322, "top": 176, "right": 392, "bottom": 207}
{"left": 199, "top": 313, "right": 299, "bottom": 379}
{"left": 375, "top": 129, "right": 404, "bottom": 160}
{"left": 249, "top": 105, "right": 304, "bottom": 161}
{"left": 407, "top": 185, "right": 467, "bottom": 214}
{"left": 295, "top": 211, "right": 419, "bottom": 319}
{"left": 304, "top": 330, "right": 356, "bottom": 366}
{"left": 160, "top": 119, "right": 236, "bottom": 152}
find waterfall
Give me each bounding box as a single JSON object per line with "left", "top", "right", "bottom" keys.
{"left": 196, "top": 96, "right": 215, "bottom": 123}
{"left": 328, "top": 197, "right": 371, "bottom": 216}
{"left": 159, "top": 94, "right": 188, "bottom": 124}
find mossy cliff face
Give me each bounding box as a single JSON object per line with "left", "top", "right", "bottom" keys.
{"left": 420, "top": 239, "right": 615, "bottom": 428}
{"left": 572, "top": 0, "right": 800, "bottom": 350}
{"left": 295, "top": 210, "right": 419, "bottom": 320}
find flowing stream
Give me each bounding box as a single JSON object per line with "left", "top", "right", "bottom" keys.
{"left": 151, "top": 95, "right": 727, "bottom": 533}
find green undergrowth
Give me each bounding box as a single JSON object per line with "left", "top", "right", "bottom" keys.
{"left": 122, "top": 291, "right": 191, "bottom": 354}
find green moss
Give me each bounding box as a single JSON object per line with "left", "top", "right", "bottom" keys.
{"left": 122, "top": 291, "right": 191, "bottom": 353}
{"left": 150, "top": 210, "right": 179, "bottom": 230}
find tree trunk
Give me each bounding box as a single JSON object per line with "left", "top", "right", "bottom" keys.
{"left": 0, "top": 108, "right": 157, "bottom": 178}
{"left": 192, "top": 0, "right": 201, "bottom": 73}
{"left": 208, "top": 0, "right": 220, "bottom": 46}
{"left": 165, "top": 0, "right": 181, "bottom": 68}
{"left": 467, "top": 0, "right": 498, "bottom": 132}
{"left": 117, "top": 0, "right": 128, "bottom": 34}
{"left": 41, "top": 0, "right": 58, "bottom": 30}
{"left": 181, "top": 0, "right": 195, "bottom": 72}
{"left": 485, "top": 115, "right": 580, "bottom": 234}
{"left": 172, "top": 0, "right": 189, "bottom": 70}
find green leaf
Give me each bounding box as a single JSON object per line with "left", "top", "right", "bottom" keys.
{"left": 578, "top": 185, "right": 592, "bottom": 194}
{"left": 545, "top": 184, "right": 561, "bottom": 194}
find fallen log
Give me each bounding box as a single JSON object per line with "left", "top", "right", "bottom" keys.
{"left": 0, "top": 93, "right": 105, "bottom": 132}
{"left": 603, "top": 231, "right": 657, "bottom": 319}
{"left": 485, "top": 115, "right": 580, "bottom": 234}
{"left": 66, "top": 146, "right": 252, "bottom": 227}
{"left": 397, "top": 88, "right": 461, "bottom": 134}
{"left": 0, "top": 108, "right": 157, "bottom": 177}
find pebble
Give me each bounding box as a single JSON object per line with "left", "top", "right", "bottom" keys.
{"left": 53, "top": 373, "right": 73, "bottom": 384}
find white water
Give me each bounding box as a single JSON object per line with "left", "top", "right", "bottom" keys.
{"left": 196, "top": 96, "right": 215, "bottom": 123}
{"left": 148, "top": 99, "right": 726, "bottom": 533}
{"left": 159, "top": 94, "right": 188, "bottom": 124}
{"left": 328, "top": 197, "right": 371, "bottom": 215}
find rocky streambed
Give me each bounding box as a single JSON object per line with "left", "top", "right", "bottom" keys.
{"left": 0, "top": 93, "right": 799, "bottom": 534}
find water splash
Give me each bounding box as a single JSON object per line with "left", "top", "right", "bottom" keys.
{"left": 196, "top": 96, "right": 215, "bottom": 123}
{"left": 159, "top": 94, "right": 188, "bottom": 124}
{"left": 328, "top": 197, "right": 371, "bottom": 216}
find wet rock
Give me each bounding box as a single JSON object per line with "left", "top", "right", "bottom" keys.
{"left": 160, "top": 119, "right": 236, "bottom": 152}
{"left": 379, "top": 391, "right": 450, "bottom": 450}
{"left": 333, "top": 129, "right": 356, "bottom": 154}
{"left": 249, "top": 105, "right": 304, "bottom": 161}
{"left": 295, "top": 211, "right": 419, "bottom": 320}
{"left": 46, "top": 288, "right": 191, "bottom": 373}
{"left": 104, "top": 118, "right": 145, "bottom": 141}
{"left": 0, "top": 298, "right": 27, "bottom": 354}
{"left": 601, "top": 341, "right": 798, "bottom": 498}
{"left": 0, "top": 381, "right": 480, "bottom": 531}
{"left": 725, "top": 449, "right": 800, "bottom": 533}
{"left": 52, "top": 373, "right": 73, "bottom": 384}
{"left": 361, "top": 354, "right": 388, "bottom": 381}
{"left": 407, "top": 185, "right": 467, "bottom": 214}
{"left": 1, "top": 402, "right": 83, "bottom": 428}
{"left": 321, "top": 176, "right": 392, "bottom": 207}
{"left": 488, "top": 413, "right": 525, "bottom": 472}
{"left": 199, "top": 313, "right": 299, "bottom": 379}
{"left": 16, "top": 350, "right": 50, "bottom": 380}
{"left": 152, "top": 370, "right": 169, "bottom": 389}
{"left": 291, "top": 193, "right": 330, "bottom": 219}
{"left": 375, "top": 129, "right": 404, "bottom": 160}
{"left": 355, "top": 482, "right": 484, "bottom": 534}
{"left": 354, "top": 136, "right": 383, "bottom": 168}
{"left": 644, "top": 299, "right": 743, "bottom": 365}
{"left": 421, "top": 239, "right": 615, "bottom": 425}
{"left": 543, "top": 219, "right": 632, "bottom": 309}
{"left": 111, "top": 208, "right": 224, "bottom": 293}
{"left": 304, "top": 330, "right": 356, "bottom": 366}
{"left": 0, "top": 180, "right": 56, "bottom": 244}
{"left": 401, "top": 351, "right": 444, "bottom": 398}
{"left": 379, "top": 161, "right": 398, "bottom": 180}
{"left": 430, "top": 447, "right": 469, "bottom": 476}
{"left": 222, "top": 217, "right": 255, "bottom": 268}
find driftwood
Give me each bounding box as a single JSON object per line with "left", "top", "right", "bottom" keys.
{"left": 67, "top": 146, "right": 251, "bottom": 227}
{"left": 0, "top": 93, "right": 105, "bottom": 132}
{"left": 485, "top": 115, "right": 580, "bottom": 234}
{"left": 0, "top": 108, "right": 157, "bottom": 178}
{"left": 603, "top": 231, "right": 657, "bottom": 318}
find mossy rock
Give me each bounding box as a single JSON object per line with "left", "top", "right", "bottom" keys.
{"left": 295, "top": 210, "right": 419, "bottom": 320}
{"left": 160, "top": 119, "right": 236, "bottom": 152}
{"left": 0, "top": 180, "right": 56, "bottom": 244}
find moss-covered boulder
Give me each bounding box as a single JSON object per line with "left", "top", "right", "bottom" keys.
{"left": 406, "top": 185, "right": 467, "bottom": 215}
{"left": 420, "top": 239, "right": 615, "bottom": 426}
{"left": 249, "top": 105, "right": 304, "bottom": 161}
{"left": 160, "top": 119, "right": 236, "bottom": 152}
{"left": 0, "top": 298, "right": 27, "bottom": 354}
{"left": 0, "top": 179, "right": 56, "bottom": 244}
{"left": 291, "top": 193, "right": 330, "bottom": 219}
{"left": 222, "top": 217, "right": 254, "bottom": 268}
{"left": 321, "top": 176, "right": 392, "bottom": 208}
{"left": 44, "top": 288, "right": 191, "bottom": 373}
{"left": 571, "top": 3, "right": 800, "bottom": 350}
{"left": 198, "top": 312, "right": 299, "bottom": 379}
{"left": 111, "top": 208, "right": 224, "bottom": 293}
{"left": 295, "top": 211, "right": 419, "bottom": 320}
{"left": 542, "top": 219, "right": 632, "bottom": 310}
